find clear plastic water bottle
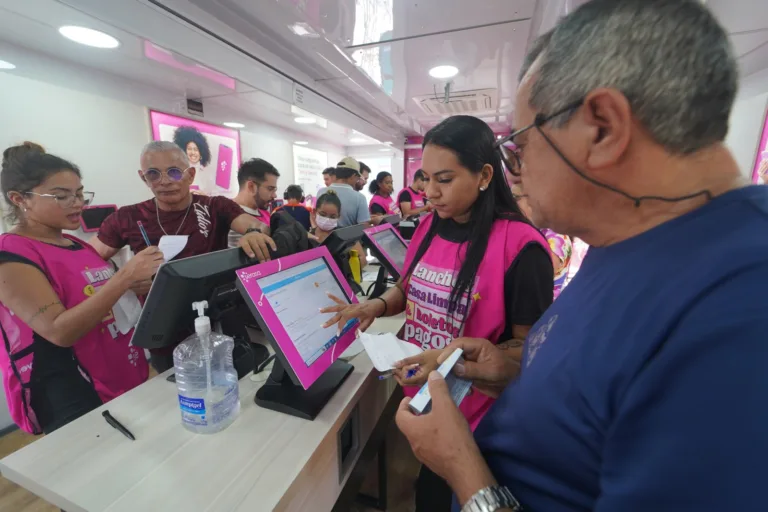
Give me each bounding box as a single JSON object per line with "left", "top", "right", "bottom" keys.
{"left": 173, "top": 301, "right": 240, "bottom": 434}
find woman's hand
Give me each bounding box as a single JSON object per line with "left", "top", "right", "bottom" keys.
{"left": 320, "top": 294, "right": 384, "bottom": 333}
{"left": 392, "top": 349, "right": 442, "bottom": 387}
{"left": 438, "top": 337, "right": 521, "bottom": 398}
{"left": 121, "top": 247, "right": 164, "bottom": 286}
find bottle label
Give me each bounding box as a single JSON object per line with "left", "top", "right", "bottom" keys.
{"left": 179, "top": 395, "right": 206, "bottom": 415}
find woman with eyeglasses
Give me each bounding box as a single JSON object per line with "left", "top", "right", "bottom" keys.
{"left": 321, "top": 116, "right": 555, "bottom": 512}
{"left": 0, "top": 143, "right": 161, "bottom": 434}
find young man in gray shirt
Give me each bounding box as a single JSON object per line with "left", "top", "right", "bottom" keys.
{"left": 316, "top": 157, "right": 371, "bottom": 227}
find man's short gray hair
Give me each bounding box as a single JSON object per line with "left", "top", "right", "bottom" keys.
{"left": 140, "top": 140, "right": 189, "bottom": 166}
{"left": 526, "top": 0, "right": 738, "bottom": 155}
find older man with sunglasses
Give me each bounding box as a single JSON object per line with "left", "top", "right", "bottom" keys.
{"left": 395, "top": 1, "right": 768, "bottom": 512}
{"left": 90, "top": 141, "right": 276, "bottom": 370}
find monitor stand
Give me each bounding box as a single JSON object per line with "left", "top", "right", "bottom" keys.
{"left": 255, "top": 359, "right": 354, "bottom": 420}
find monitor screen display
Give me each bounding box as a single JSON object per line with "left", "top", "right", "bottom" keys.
{"left": 371, "top": 227, "right": 408, "bottom": 271}
{"left": 255, "top": 257, "right": 353, "bottom": 367}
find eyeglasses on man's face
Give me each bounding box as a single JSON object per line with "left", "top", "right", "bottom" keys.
{"left": 142, "top": 167, "right": 189, "bottom": 183}
{"left": 495, "top": 99, "right": 584, "bottom": 176}
{"left": 26, "top": 190, "right": 94, "bottom": 208}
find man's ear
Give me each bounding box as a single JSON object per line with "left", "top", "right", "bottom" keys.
{"left": 582, "top": 88, "right": 632, "bottom": 170}
{"left": 186, "top": 166, "right": 197, "bottom": 183}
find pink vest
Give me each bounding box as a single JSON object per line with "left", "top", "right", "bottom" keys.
{"left": 398, "top": 188, "right": 426, "bottom": 209}
{"left": 369, "top": 194, "right": 401, "bottom": 216}
{"left": 0, "top": 234, "right": 148, "bottom": 433}
{"left": 402, "top": 214, "right": 547, "bottom": 431}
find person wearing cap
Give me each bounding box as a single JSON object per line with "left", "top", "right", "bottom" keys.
{"left": 316, "top": 157, "right": 371, "bottom": 227}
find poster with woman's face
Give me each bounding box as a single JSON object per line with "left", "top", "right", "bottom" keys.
{"left": 149, "top": 111, "right": 241, "bottom": 196}
{"left": 752, "top": 110, "right": 768, "bottom": 185}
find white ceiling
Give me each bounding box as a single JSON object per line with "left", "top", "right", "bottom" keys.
{"left": 0, "top": 0, "right": 766, "bottom": 146}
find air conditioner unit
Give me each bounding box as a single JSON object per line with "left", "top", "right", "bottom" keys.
{"left": 412, "top": 88, "right": 498, "bottom": 116}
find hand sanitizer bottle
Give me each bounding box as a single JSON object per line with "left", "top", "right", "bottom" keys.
{"left": 173, "top": 301, "right": 240, "bottom": 434}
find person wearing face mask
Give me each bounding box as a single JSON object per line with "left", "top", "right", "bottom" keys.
{"left": 0, "top": 143, "right": 161, "bottom": 434}
{"left": 91, "top": 141, "right": 277, "bottom": 372}
{"left": 311, "top": 190, "right": 342, "bottom": 243}
{"left": 321, "top": 116, "right": 554, "bottom": 512}
{"left": 229, "top": 158, "right": 280, "bottom": 246}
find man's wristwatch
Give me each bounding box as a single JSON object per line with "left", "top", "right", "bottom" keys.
{"left": 461, "top": 486, "right": 521, "bottom": 512}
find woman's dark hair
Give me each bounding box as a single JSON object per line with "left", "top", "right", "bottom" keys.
{"left": 368, "top": 171, "right": 392, "bottom": 195}
{"left": 403, "top": 115, "right": 527, "bottom": 319}
{"left": 315, "top": 189, "right": 341, "bottom": 212}
{"left": 173, "top": 126, "right": 211, "bottom": 167}
{"left": 413, "top": 169, "right": 426, "bottom": 182}
{"left": 2, "top": 142, "right": 81, "bottom": 222}
{"left": 284, "top": 184, "right": 305, "bottom": 202}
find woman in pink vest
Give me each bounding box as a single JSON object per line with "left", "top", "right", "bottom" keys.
{"left": 368, "top": 171, "right": 401, "bottom": 222}
{"left": 322, "top": 116, "right": 554, "bottom": 511}
{"left": 0, "top": 143, "right": 162, "bottom": 434}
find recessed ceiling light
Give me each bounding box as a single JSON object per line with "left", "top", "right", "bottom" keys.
{"left": 223, "top": 122, "right": 245, "bottom": 128}
{"left": 59, "top": 26, "right": 120, "bottom": 49}
{"left": 0, "top": 60, "right": 16, "bottom": 70}
{"left": 349, "top": 137, "right": 367, "bottom": 143}
{"left": 294, "top": 117, "right": 317, "bottom": 124}
{"left": 294, "top": 141, "right": 309, "bottom": 145}
{"left": 429, "top": 65, "right": 459, "bottom": 79}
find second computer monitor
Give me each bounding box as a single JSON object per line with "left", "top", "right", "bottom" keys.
{"left": 236, "top": 246, "right": 359, "bottom": 391}
{"left": 363, "top": 223, "right": 409, "bottom": 280}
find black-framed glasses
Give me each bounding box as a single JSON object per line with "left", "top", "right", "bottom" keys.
{"left": 495, "top": 99, "right": 585, "bottom": 176}
{"left": 142, "top": 167, "right": 188, "bottom": 183}
{"left": 25, "top": 191, "right": 94, "bottom": 208}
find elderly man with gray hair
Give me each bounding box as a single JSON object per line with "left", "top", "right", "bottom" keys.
{"left": 91, "top": 140, "right": 276, "bottom": 371}
{"left": 395, "top": 1, "right": 768, "bottom": 511}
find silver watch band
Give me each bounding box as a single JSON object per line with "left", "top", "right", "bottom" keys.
{"left": 460, "top": 486, "right": 521, "bottom": 512}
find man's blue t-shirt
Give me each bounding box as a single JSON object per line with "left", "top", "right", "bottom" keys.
{"left": 473, "top": 186, "right": 768, "bottom": 511}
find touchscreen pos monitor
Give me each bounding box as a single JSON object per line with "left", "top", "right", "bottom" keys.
{"left": 236, "top": 246, "right": 359, "bottom": 420}
{"left": 362, "top": 223, "right": 409, "bottom": 280}
{"left": 380, "top": 214, "right": 402, "bottom": 227}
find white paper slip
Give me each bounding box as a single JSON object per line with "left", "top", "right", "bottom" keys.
{"left": 158, "top": 235, "right": 189, "bottom": 262}
{"left": 112, "top": 290, "right": 143, "bottom": 336}
{"left": 357, "top": 331, "right": 422, "bottom": 372}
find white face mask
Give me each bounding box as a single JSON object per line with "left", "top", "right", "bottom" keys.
{"left": 316, "top": 214, "right": 338, "bottom": 231}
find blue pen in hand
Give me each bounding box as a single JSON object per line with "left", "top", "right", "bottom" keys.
{"left": 137, "top": 221, "right": 151, "bottom": 247}
{"left": 378, "top": 364, "right": 420, "bottom": 380}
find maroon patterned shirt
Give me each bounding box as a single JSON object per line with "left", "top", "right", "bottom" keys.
{"left": 98, "top": 195, "right": 244, "bottom": 257}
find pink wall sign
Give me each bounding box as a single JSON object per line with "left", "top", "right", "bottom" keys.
{"left": 149, "top": 111, "right": 241, "bottom": 196}
{"left": 403, "top": 130, "right": 512, "bottom": 185}
{"left": 752, "top": 109, "right": 768, "bottom": 185}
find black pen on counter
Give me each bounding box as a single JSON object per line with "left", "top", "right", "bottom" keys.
{"left": 102, "top": 410, "right": 136, "bottom": 441}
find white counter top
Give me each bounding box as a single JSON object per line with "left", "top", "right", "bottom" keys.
{"left": 0, "top": 315, "right": 404, "bottom": 512}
